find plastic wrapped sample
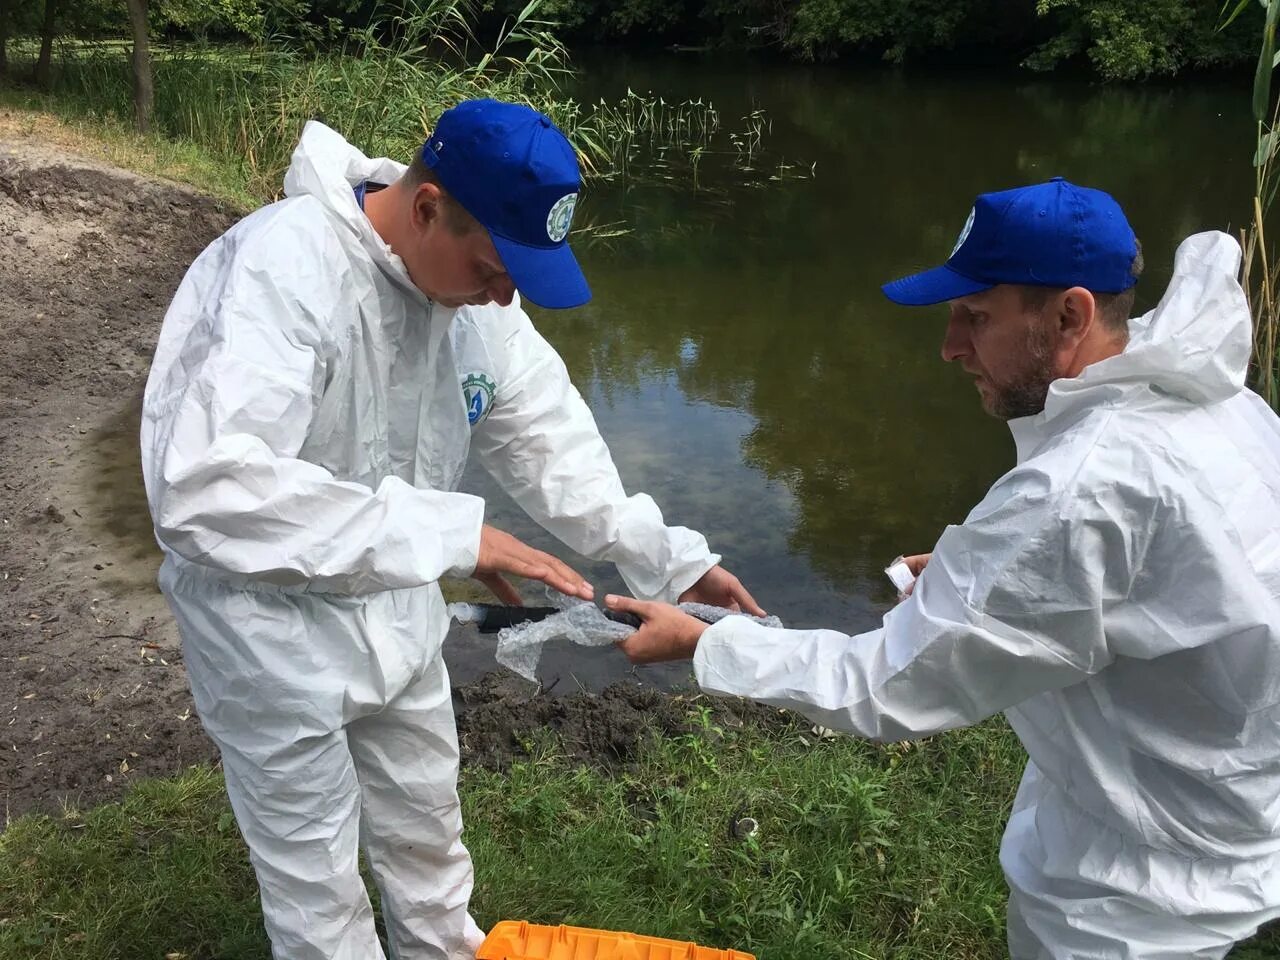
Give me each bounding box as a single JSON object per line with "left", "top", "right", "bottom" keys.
{"left": 494, "top": 599, "right": 635, "bottom": 680}
{"left": 479, "top": 595, "right": 784, "bottom": 682}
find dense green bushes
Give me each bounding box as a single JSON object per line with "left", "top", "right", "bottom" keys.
{"left": 1024, "top": 0, "right": 1259, "bottom": 81}
{"left": 505, "top": 0, "right": 1260, "bottom": 81}
{"left": 6, "top": 1, "right": 1264, "bottom": 83}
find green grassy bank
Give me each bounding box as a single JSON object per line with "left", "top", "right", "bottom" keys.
{"left": 1, "top": 707, "right": 1277, "bottom": 960}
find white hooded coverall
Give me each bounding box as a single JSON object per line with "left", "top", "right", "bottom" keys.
{"left": 694, "top": 232, "right": 1280, "bottom": 959}
{"left": 140, "top": 122, "right": 719, "bottom": 960}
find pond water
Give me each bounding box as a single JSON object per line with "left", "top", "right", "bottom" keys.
{"left": 448, "top": 53, "right": 1255, "bottom": 689}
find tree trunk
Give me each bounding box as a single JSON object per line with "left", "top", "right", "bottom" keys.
{"left": 0, "top": 0, "right": 10, "bottom": 78}
{"left": 125, "top": 0, "right": 152, "bottom": 133}
{"left": 34, "top": 0, "right": 59, "bottom": 91}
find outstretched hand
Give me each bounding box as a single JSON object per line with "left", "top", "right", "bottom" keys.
{"left": 899, "top": 552, "right": 931, "bottom": 598}
{"left": 678, "top": 565, "right": 766, "bottom": 616}
{"left": 606, "top": 594, "right": 708, "bottom": 664}
{"left": 473, "top": 524, "right": 593, "bottom": 602}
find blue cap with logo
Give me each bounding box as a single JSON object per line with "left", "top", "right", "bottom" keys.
{"left": 422, "top": 98, "right": 589, "bottom": 309}
{"left": 882, "top": 177, "right": 1138, "bottom": 306}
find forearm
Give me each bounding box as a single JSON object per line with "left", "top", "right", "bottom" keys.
{"left": 155, "top": 433, "right": 485, "bottom": 594}
{"left": 693, "top": 585, "right": 1099, "bottom": 741}
{"left": 692, "top": 618, "right": 959, "bottom": 742}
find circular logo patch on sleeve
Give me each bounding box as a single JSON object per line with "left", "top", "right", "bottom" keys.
{"left": 546, "top": 193, "right": 578, "bottom": 243}
{"left": 462, "top": 372, "right": 497, "bottom": 426}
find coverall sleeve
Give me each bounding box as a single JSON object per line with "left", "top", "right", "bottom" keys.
{"left": 147, "top": 215, "right": 485, "bottom": 594}
{"left": 693, "top": 468, "right": 1123, "bottom": 741}
{"left": 470, "top": 311, "right": 719, "bottom": 603}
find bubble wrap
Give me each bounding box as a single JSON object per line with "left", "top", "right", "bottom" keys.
{"left": 676, "top": 602, "right": 783, "bottom": 630}
{"left": 493, "top": 596, "right": 784, "bottom": 682}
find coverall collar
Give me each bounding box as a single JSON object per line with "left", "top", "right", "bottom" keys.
{"left": 282, "top": 120, "right": 452, "bottom": 318}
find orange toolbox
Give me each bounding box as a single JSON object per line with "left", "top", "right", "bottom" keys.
{"left": 476, "top": 920, "right": 756, "bottom": 960}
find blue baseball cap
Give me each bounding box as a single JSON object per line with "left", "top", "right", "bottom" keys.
{"left": 422, "top": 99, "right": 590, "bottom": 309}
{"left": 882, "top": 177, "right": 1138, "bottom": 306}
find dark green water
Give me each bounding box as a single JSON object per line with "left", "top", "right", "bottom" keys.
{"left": 455, "top": 55, "right": 1255, "bottom": 685}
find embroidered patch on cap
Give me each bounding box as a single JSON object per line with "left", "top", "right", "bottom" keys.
{"left": 546, "top": 193, "right": 577, "bottom": 243}
{"left": 950, "top": 207, "right": 976, "bottom": 258}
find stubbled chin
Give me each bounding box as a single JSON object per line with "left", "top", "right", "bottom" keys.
{"left": 975, "top": 382, "right": 999, "bottom": 416}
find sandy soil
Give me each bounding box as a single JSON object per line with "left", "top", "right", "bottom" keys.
{"left": 0, "top": 138, "right": 244, "bottom": 817}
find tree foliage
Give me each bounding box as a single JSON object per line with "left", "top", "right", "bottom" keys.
{"left": 1025, "top": 0, "right": 1256, "bottom": 80}
{"left": 1, "top": 0, "right": 1266, "bottom": 82}
{"left": 481, "top": 0, "right": 1260, "bottom": 81}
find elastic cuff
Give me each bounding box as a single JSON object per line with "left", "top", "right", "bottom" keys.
{"left": 663, "top": 553, "right": 722, "bottom": 604}
{"left": 692, "top": 615, "right": 745, "bottom": 693}
{"left": 444, "top": 494, "right": 487, "bottom": 579}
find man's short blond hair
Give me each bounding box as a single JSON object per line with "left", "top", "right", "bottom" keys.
{"left": 404, "top": 152, "right": 481, "bottom": 235}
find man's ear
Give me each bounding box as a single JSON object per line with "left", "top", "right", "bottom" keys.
{"left": 410, "top": 182, "right": 445, "bottom": 231}
{"left": 1056, "top": 286, "right": 1097, "bottom": 347}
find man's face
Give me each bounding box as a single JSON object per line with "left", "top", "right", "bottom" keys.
{"left": 400, "top": 190, "right": 516, "bottom": 309}
{"left": 942, "top": 285, "right": 1058, "bottom": 420}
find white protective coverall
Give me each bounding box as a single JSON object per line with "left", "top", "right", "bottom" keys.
{"left": 693, "top": 232, "right": 1280, "bottom": 959}
{"left": 140, "top": 121, "right": 719, "bottom": 960}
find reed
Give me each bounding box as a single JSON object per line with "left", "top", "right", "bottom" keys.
{"left": 1224, "top": 0, "right": 1280, "bottom": 409}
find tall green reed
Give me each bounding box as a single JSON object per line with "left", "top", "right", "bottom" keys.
{"left": 30, "top": 0, "right": 582, "bottom": 197}
{"left": 6, "top": 1, "right": 808, "bottom": 212}
{"left": 1224, "top": 0, "right": 1280, "bottom": 409}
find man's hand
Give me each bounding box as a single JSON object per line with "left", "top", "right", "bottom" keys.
{"left": 678, "top": 565, "right": 766, "bottom": 616}
{"left": 606, "top": 594, "right": 708, "bottom": 664}
{"left": 474, "top": 524, "right": 593, "bottom": 601}
{"left": 900, "top": 553, "right": 931, "bottom": 598}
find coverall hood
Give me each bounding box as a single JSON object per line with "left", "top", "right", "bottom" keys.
{"left": 1049, "top": 231, "right": 1247, "bottom": 412}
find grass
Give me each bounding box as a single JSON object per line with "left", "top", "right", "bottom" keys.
{"left": 0, "top": 713, "right": 1019, "bottom": 960}
{"left": 1, "top": 0, "right": 806, "bottom": 206}
{"left": 4, "top": 0, "right": 576, "bottom": 202}
{"left": 465, "top": 709, "right": 1022, "bottom": 959}
{"left": 0, "top": 766, "right": 263, "bottom": 959}
{"left": 0, "top": 89, "right": 257, "bottom": 210}
{"left": 2, "top": 708, "right": 1277, "bottom": 960}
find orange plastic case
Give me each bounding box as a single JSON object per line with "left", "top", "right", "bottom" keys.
{"left": 476, "top": 921, "right": 756, "bottom": 960}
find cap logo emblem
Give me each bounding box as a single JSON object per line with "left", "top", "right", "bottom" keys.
{"left": 950, "top": 207, "right": 975, "bottom": 259}
{"left": 546, "top": 193, "right": 577, "bottom": 243}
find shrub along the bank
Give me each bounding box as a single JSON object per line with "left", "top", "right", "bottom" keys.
{"left": 504, "top": 0, "right": 1260, "bottom": 81}
{"left": 4, "top": 0, "right": 1266, "bottom": 85}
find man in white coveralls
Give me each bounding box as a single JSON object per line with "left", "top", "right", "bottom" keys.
{"left": 608, "top": 178, "right": 1280, "bottom": 958}
{"left": 140, "top": 98, "right": 762, "bottom": 960}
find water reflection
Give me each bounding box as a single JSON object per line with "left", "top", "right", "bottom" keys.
{"left": 467, "top": 57, "right": 1253, "bottom": 642}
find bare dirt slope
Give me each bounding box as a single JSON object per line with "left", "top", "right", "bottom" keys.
{"left": 0, "top": 139, "right": 240, "bottom": 816}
